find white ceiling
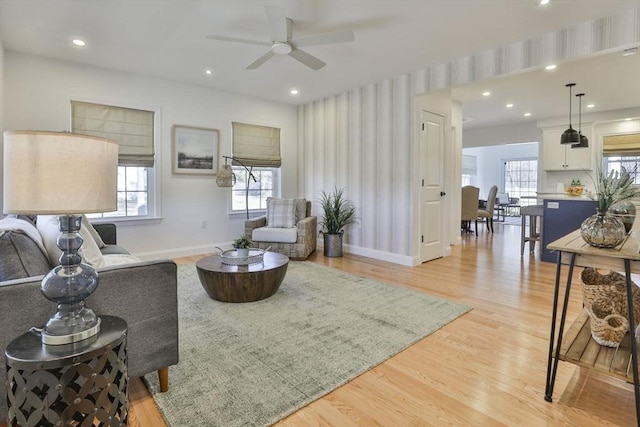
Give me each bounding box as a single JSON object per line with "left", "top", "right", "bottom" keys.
{"left": 0, "top": 0, "right": 638, "bottom": 130}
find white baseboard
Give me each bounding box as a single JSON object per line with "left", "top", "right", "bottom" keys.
{"left": 137, "top": 242, "right": 425, "bottom": 267}
{"left": 337, "top": 244, "right": 416, "bottom": 266}
{"left": 133, "top": 243, "right": 225, "bottom": 261}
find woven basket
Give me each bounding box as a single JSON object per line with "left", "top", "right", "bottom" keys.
{"left": 580, "top": 268, "right": 640, "bottom": 327}
{"left": 587, "top": 297, "right": 629, "bottom": 347}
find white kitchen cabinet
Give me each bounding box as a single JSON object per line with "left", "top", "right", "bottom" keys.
{"left": 542, "top": 127, "right": 592, "bottom": 171}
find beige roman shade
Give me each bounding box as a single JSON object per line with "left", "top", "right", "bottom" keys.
{"left": 602, "top": 133, "right": 640, "bottom": 157}
{"left": 71, "top": 101, "right": 155, "bottom": 167}
{"left": 232, "top": 122, "right": 281, "bottom": 168}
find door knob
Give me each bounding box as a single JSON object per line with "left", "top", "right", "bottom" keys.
{"left": 440, "top": 191, "right": 446, "bottom": 196}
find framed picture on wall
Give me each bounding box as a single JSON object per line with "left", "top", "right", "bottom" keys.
{"left": 172, "top": 125, "right": 219, "bottom": 175}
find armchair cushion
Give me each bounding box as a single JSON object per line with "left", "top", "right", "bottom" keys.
{"left": 252, "top": 226, "right": 298, "bottom": 243}
{"left": 267, "top": 198, "right": 296, "bottom": 228}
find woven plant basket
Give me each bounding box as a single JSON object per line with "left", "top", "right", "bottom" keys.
{"left": 587, "top": 297, "right": 629, "bottom": 347}
{"left": 580, "top": 268, "right": 640, "bottom": 327}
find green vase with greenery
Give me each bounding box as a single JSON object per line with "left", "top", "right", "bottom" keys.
{"left": 581, "top": 167, "right": 640, "bottom": 248}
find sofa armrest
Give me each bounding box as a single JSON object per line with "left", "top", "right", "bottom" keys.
{"left": 93, "top": 223, "right": 117, "bottom": 245}
{"left": 0, "top": 259, "right": 179, "bottom": 422}
{"left": 245, "top": 216, "right": 267, "bottom": 237}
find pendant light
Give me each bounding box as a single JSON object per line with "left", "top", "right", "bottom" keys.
{"left": 560, "top": 83, "right": 580, "bottom": 144}
{"left": 572, "top": 92, "right": 589, "bottom": 148}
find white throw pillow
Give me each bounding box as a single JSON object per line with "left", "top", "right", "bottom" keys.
{"left": 81, "top": 215, "right": 106, "bottom": 248}
{"left": 267, "top": 198, "right": 296, "bottom": 228}
{"left": 37, "top": 215, "right": 105, "bottom": 268}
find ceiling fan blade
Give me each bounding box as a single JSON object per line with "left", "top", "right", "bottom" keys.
{"left": 289, "top": 48, "right": 326, "bottom": 70}
{"left": 293, "top": 30, "right": 355, "bottom": 48}
{"left": 264, "top": 5, "right": 288, "bottom": 42}
{"left": 206, "top": 34, "right": 270, "bottom": 46}
{"left": 246, "top": 50, "right": 276, "bottom": 69}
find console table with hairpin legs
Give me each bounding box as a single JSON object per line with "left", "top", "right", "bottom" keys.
{"left": 544, "top": 229, "right": 640, "bottom": 426}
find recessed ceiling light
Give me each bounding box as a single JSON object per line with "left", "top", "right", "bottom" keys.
{"left": 482, "top": 91, "right": 491, "bottom": 97}
{"left": 205, "top": 69, "right": 213, "bottom": 75}
{"left": 623, "top": 47, "right": 638, "bottom": 56}
{"left": 586, "top": 103, "right": 595, "bottom": 109}
{"left": 290, "top": 89, "right": 299, "bottom": 95}
{"left": 545, "top": 64, "right": 557, "bottom": 71}
{"left": 524, "top": 113, "right": 532, "bottom": 117}
{"left": 72, "top": 39, "right": 86, "bottom": 47}
{"left": 506, "top": 103, "right": 514, "bottom": 108}
{"left": 540, "top": 0, "right": 550, "bottom": 5}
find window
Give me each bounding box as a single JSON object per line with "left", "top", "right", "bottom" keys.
{"left": 604, "top": 156, "right": 640, "bottom": 183}
{"left": 231, "top": 167, "right": 277, "bottom": 213}
{"left": 603, "top": 133, "right": 640, "bottom": 180}
{"left": 461, "top": 154, "right": 477, "bottom": 186}
{"left": 503, "top": 158, "right": 538, "bottom": 206}
{"left": 71, "top": 101, "right": 156, "bottom": 220}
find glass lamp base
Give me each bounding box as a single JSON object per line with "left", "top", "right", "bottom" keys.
{"left": 39, "top": 215, "right": 102, "bottom": 345}
{"left": 41, "top": 317, "right": 101, "bottom": 345}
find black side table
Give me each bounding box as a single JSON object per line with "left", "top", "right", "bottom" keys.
{"left": 5, "top": 315, "right": 128, "bottom": 426}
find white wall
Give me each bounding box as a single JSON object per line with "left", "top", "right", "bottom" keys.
{"left": 2, "top": 51, "right": 298, "bottom": 259}
{"left": 463, "top": 122, "right": 541, "bottom": 148}
{"left": 463, "top": 142, "right": 539, "bottom": 199}
{"left": 298, "top": 76, "right": 416, "bottom": 265}
{"left": 0, "top": 35, "right": 4, "bottom": 214}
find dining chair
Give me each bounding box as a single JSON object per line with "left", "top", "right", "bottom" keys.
{"left": 461, "top": 185, "right": 480, "bottom": 234}
{"left": 477, "top": 185, "right": 498, "bottom": 232}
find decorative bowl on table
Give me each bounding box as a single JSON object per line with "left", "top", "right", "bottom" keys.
{"left": 565, "top": 185, "right": 584, "bottom": 196}
{"left": 218, "top": 248, "right": 266, "bottom": 265}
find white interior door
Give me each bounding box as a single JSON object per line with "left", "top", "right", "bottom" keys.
{"left": 420, "top": 111, "right": 446, "bottom": 263}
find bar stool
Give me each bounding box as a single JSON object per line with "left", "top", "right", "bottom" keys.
{"left": 521, "top": 204, "right": 543, "bottom": 256}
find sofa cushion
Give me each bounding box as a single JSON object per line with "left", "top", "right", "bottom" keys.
{"left": 267, "top": 198, "right": 296, "bottom": 228}
{"left": 252, "top": 226, "right": 298, "bottom": 244}
{"left": 102, "top": 254, "right": 142, "bottom": 266}
{"left": 0, "top": 231, "right": 51, "bottom": 281}
{"left": 37, "top": 215, "right": 105, "bottom": 268}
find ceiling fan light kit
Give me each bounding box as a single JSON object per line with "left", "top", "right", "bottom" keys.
{"left": 272, "top": 42, "right": 292, "bottom": 55}
{"left": 206, "top": 5, "right": 354, "bottom": 70}
{"left": 560, "top": 83, "right": 581, "bottom": 145}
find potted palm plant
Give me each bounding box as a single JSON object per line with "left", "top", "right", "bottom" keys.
{"left": 319, "top": 186, "right": 357, "bottom": 257}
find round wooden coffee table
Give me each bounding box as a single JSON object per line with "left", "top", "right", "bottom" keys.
{"left": 196, "top": 252, "right": 289, "bottom": 302}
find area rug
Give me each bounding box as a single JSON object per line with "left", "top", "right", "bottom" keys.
{"left": 144, "top": 261, "right": 472, "bottom": 426}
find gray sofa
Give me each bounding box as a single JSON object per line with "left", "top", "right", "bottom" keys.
{"left": 0, "top": 217, "right": 179, "bottom": 422}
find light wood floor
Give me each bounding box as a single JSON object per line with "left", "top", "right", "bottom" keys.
{"left": 18, "top": 223, "right": 640, "bottom": 426}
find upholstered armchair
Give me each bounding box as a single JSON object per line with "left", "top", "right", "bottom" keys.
{"left": 245, "top": 198, "right": 317, "bottom": 260}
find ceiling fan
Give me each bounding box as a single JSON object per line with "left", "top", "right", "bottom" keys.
{"left": 206, "top": 5, "right": 355, "bottom": 70}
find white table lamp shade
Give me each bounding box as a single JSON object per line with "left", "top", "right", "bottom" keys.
{"left": 3, "top": 131, "right": 118, "bottom": 214}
